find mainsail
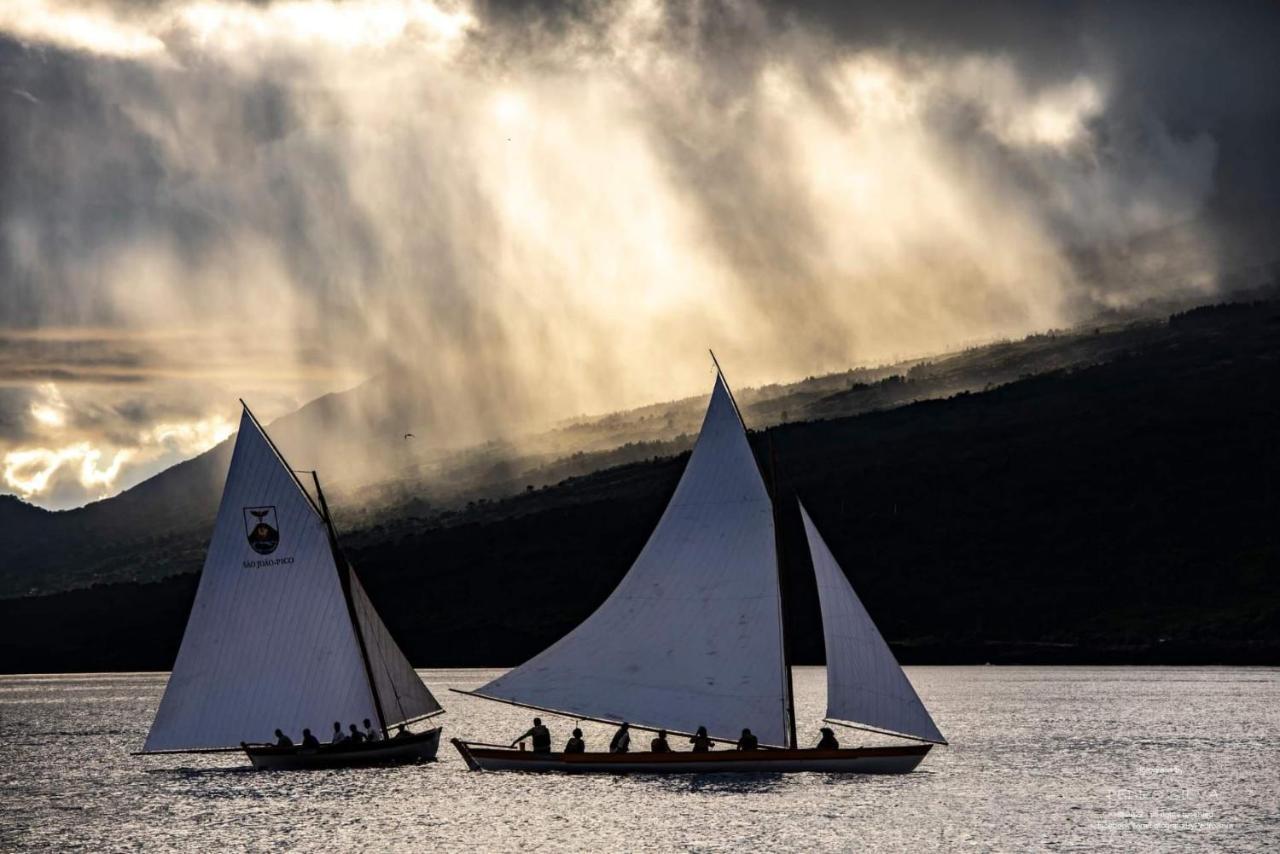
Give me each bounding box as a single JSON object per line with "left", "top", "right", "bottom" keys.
{"left": 470, "top": 375, "right": 790, "bottom": 746}
{"left": 800, "top": 501, "right": 946, "bottom": 745}
{"left": 143, "top": 407, "right": 438, "bottom": 752}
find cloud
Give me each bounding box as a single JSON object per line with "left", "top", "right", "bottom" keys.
{"left": 0, "top": 0, "right": 1277, "bottom": 508}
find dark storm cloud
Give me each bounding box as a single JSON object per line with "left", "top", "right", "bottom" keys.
{"left": 1, "top": 0, "right": 1278, "bottom": 509}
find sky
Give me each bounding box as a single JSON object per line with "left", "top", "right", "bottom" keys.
{"left": 1, "top": 0, "right": 1278, "bottom": 509}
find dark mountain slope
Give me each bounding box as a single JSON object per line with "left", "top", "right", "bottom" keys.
{"left": 1, "top": 299, "right": 1275, "bottom": 671}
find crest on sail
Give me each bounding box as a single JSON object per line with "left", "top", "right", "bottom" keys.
{"left": 800, "top": 501, "right": 946, "bottom": 745}
{"left": 471, "top": 375, "right": 790, "bottom": 746}
{"left": 143, "top": 407, "right": 438, "bottom": 752}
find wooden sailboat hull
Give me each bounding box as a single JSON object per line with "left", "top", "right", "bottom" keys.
{"left": 451, "top": 739, "right": 930, "bottom": 774}
{"left": 243, "top": 727, "right": 442, "bottom": 770}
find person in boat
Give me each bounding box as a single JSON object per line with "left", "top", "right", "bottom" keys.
{"left": 689, "top": 726, "right": 713, "bottom": 753}
{"left": 394, "top": 724, "right": 412, "bottom": 739}
{"left": 363, "top": 719, "right": 380, "bottom": 742}
{"left": 816, "top": 727, "right": 840, "bottom": 750}
{"left": 609, "top": 722, "right": 631, "bottom": 754}
{"left": 736, "top": 728, "right": 758, "bottom": 751}
{"left": 301, "top": 728, "right": 320, "bottom": 748}
{"left": 512, "top": 718, "right": 552, "bottom": 753}
{"left": 650, "top": 729, "right": 671, "bottom": 752}
{"left": 331, "top": 721, "right": 346, "bottom": 744}
{"left": 273, "top": 729, "right": 294, "bottom": 748}
{"left": 348, "top": 723, "right": 366, "bottom": 744}
{"left": 564, "top": 728, "right": 586, "bottom": 754}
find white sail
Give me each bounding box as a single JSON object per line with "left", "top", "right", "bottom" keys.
{"left": 145, "top": 409, "right": 379, "bottom": 751}
{"left": 472, "top": 375, "right": 790, "bottom": 746}
{"left": 349, "top": 569, "right": 442, "bottom": 726}
{"left": 800, "top": 501, "right": 946, "bottom": 744}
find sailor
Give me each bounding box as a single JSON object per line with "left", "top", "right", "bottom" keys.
{"left": 331, "top": 721, "right": 346, "bottom": 744}
{"left": 301, "top": 728, "right": 320, "bottom": 748}
{"left": 736, "top": 728, "right": 758, "bottom": 751}
{"left": 363, "top": 718, "right": 381, "bottom": 742}
{"left": 609, "top": 722, "right": 631, "bottom": 754}
{"left": 689, "top": 726, "right": 713, "bottom": 753}
{"left": 564, "top": 728, "right": 586, "bottom": 753}
{"left": 816, "top": 727, "right": 840, "bottom": 750}
{"left": 512, "top": 717, "right": 552, "bottom": 753}
{"left": 273, "top": 729, "right": 294, "bottom": 748}
{"left": 348, "top": 723, "right": 366, "bottom": 744}
{"left": 650, "top": 729, "right": 671, "bottom": 752}
{"left": 395, "top": 725, "right": 412, "bottom": 739}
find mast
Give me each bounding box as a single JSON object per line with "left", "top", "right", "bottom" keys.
{"left": 312, "top": 470, "right": 390, "bottom": 739}
{"left": 709, "top": 351, "right": 797, "bottom": 750}
{"left": 769, "top": 432, "right": 799, "bottom": 750}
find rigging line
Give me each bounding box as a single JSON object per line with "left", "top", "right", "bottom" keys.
{"left": 823, "top": 717, "right": 948, "bottom": 746}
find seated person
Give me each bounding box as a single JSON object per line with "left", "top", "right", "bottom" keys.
{"left": 816, "top": 727, "right": 840, "bottom": 750}
{"left": 609, "top": 722, "right": 631, "bottom": 754}
{"left": 650, "top": 729, "right": 671, "bottom": 753}
{"left": 363, "top": 718, "right": 381, "bottom": 742}
{"left": 512, "top": 718, "right": 552, "bottom": 753}
{"left": 564, "top": 728, "right": 586, "bottom": 753}
{"left": 689, "top": 726, "right": 713, "bottom": 753}
{"left": 394, "top": 725, "right": 412, "bottom": 739}
{"left": 347, "top": 723, "right": 366, "bottom": 744}
{"left": 274, "top": 728, "right": 294, "bottom": 748}
{"left": 736, "top": 728, "right": 758, "bottom": 751}
{"left": 331, "top": 721, "right": 347, "bottom": 744}
{"left": 301, "top": 728, "right": 320, "bottom": 748}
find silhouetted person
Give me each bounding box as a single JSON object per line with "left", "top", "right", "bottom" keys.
{"left": 564, "top": 728, "right": 585, "bottom": 754}
{"left": 331, "top": 721, "right": 346, "bottom": 744}
{"left": 736, "top": 728, "right": 758, "bottom": 751}
{"left": 301, "top": 728, "right": 319, "bottom": 748}
{"left": 513, "top": 717, "right": 551, "bottom": 753}
{"left": 816, "top": 727, "right": 840, "bottom": 750}
{"left": 274, "top": 729, "right": 294, "bottom": 748}
{"left": 609, "top": 722, "right": 631, "bottom": 754}
{"left": 650, "top": 729, "right": 671, "bottom": 753}
{"left": 395, "top": 725, "right": 412, "bottom": 739}
{"left": 348, "top": 723, "right": 366, "bottom": 744}
{"left": 363, "top": 718, "right": 380, "bottom": 742}
{"left": 689, "top": 726, "right": 712, "bottom": 753}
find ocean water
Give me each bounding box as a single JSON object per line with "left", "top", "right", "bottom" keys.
{"left": 1, "top": 666, "right": 1277, "bottom": 852}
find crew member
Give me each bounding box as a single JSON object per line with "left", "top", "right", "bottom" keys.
{"left": 513, "top": 717, "right": 552, "bottom": 753}
{"left": 609, "top": 722, "right": 631, "bottom": 754}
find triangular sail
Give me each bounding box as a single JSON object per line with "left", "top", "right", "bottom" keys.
{"left": 349, "top": 569, "right": 442, "bottom": 726}
{"left": 800, "top": 501, "right": 946, "bottom": 745}
{"left": 144, "top": 409, "right": 380, "bottom": 752}
{"left": 471, "top": 375, "right": 789, "bottom": 746}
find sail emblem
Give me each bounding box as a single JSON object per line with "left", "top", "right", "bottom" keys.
{"left": 243, "top": 506, "right": 280, "bottom": 554}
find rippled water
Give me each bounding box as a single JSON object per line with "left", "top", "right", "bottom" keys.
{"left": 1, "top": 667, "right": 1277, "bottom": 852}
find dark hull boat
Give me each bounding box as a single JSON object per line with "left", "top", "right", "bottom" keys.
{"left": 137, "top": 404, "right": 446, "bottom": 769}
{"left": 245, "top": 728, "right": 442, "bottom": 770}
{"left": 452, "top": 360, "right": 946, "bottom": 774}
{"left": 452, "top": 739, "right": 930, "bottom": 774}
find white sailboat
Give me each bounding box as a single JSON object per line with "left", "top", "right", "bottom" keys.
{"left": 138, "top": 403, "right": 444, "bottom": 770}
{"left": 452, "top": 364, "right": 945, "bottom": 773}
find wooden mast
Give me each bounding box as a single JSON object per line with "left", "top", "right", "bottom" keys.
{"left": 311, "top": 470, "right": 391, "bottom": 740}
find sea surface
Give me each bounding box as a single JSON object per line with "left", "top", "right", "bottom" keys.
{"left": 1, "top": 667, "right": 1277, "bottom": 852}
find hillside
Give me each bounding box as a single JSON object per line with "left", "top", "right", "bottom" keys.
{"left": 1, "top": 297, "right": 1275, "bottom": 671}
{"left": 0, "top": 300, "right": 1207, "bottom": 598}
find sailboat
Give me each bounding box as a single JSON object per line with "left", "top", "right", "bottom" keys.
{"left": 138, "top": 403, "right": 444, "bottom": 770}
{"left": 451, "top": 364, "right": 945, "bottom": 773}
